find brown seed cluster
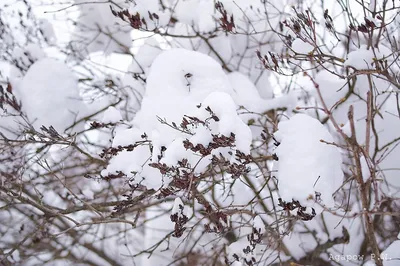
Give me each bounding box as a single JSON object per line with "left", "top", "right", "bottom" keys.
{"left": 110, "top": 6, "right": 160, "bottom": 30}
{"left": 215, "top": 2, "right": 235, "bottom": 32}
{"left": 278, "top": 198, "right": 316, "bottom": 221}
{"left": 170, "top": 203, "right": 189, "bottom": 238}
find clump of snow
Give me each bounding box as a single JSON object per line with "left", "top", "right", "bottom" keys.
{"left": 102, "top": 106, "right": 123, "bottom": 123}
{"left": 112, "top": 127, "right": 143, "bottom": 147}
{"left": 101, "top": 48, "right": 299, "bottom": 192}
{"left": 228, "top": 71, "right": 264, "bottom": 108}
{"left": 131, "top": 48, "right": 233, "bottom": 144}
{"left": 72, "top": 0, "right": 132, "bottom": 55}
{"left": 16, "top": 58, "right": 86, "bottom": 133}
{"left": 102, "top": 49, "right": 254, "bottom": 189}
{"left": 102, "top": 150, "right": 141, "bottom": 176}
{"left": 172, "top": 197, "right": 185, "bottom": 217}
{"left": 161, "top": 138, "right": 192, "bottom": 167}
{"left": 292, "top": 39, "right": 314, "bottom": 54}
{"left": 129, "top": 37, "right": 162, "bottom": 74}
{"left": 102, "top": 48, "right": 295, "bottom": 193}
{"left": 228, "top": 71, "right": 297, "bottom": 114}
{"left": 345, "top": 45, "right": 392, "bottom": 70}
{"left": 274, "top": 114, "right": 343, "bottom": 210}
{"left": 194, "top": 91, "right": 252, "bottom": 154}
{"left": 175, "top": 0, "right": 215, "bottom": 32}
{"left": 145, "top": 48, "right": 232, "bottom": 99}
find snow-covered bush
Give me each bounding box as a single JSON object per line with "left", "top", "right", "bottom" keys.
{"left": 1, "top": 0, "right": 400, "bottom": 265}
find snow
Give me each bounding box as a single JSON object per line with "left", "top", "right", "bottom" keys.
{"left": 161, "top": 138, "right": 192, "bottom": 167}
{"left": 194, "top": 91, "right": 252, "bottom": 154}
{"left": 102, "top": 106, "right": 123, "bottom": 123}
{"left": 103, "top": 48, "right": 255, "bottom": 189}
{"left": 172, "top": 197, "right": 185, "bottom": 217}
{"left": 129, "top": 37, "right": 162, "bottom": 74}
{"left": 313, "top": 70, "right": 349, "bottom": 124}
{"left": 228, "top": 71, "right": 297, "bottom": 115}
{"left": 101, "top": 48, "right": 301, "bottom": 193}
{"left": 4, "top": 0, "right": 400, "bottom": 265}
{"left": 361, "top": 156, "right": 370, "bottom": 182}
{"left": 101, "top": 150, "right": 142, "bottom": 176}
{"left": 227, "top": 236, "right": 266, "bottom": 265}
{"left": 12, "top": 44, "right": 46, "bottom": 70}
{"left": 227, "top": 239, "right": 254, "bottom": 263}
{"left": 283, "top": 202, "right": 364, "bottom": 261}
{"left": 228, "top": 71, "right": 265, "bottom": 108}
{"left": 38, "top": 19, "right": 56, "bottom": 44}
{"left": 81, "top": 188, "right": 94, "bottom": 200}
{"left": 112, "top": 127, "right": 143, "bottom": 147}
{"left": 292, "top": 39, "right": 314, "bottom": 54}
{"left": 16, "top": 58, "right": 86, "bottom": 133}
{"left": 189, "top": 126, "right": 213, "bottom": 146}
{"left": 274, "top": 114, "right": 343, "bottom": 210}
{"left": 255, "top": 70, "right": 274, "bottom": 100}
{"left": 72, "top": 0, "right": 132, "bottom": 56}
{"left": 145, "top": 48, "right": 232, "bottom": 99}
{"left": 253, "top": 216, "right": 266, "bottom": 234}
{"left": 344, "top": 45, "right": 392, "bottom": 70}
{"left": 132, "top": 48, "right": 232, "bottom": 137}
{"left": 175, "top": 0, "right": 215, "bottom": 32}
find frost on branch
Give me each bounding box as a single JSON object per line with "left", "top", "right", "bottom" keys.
{"left": 274, "top": 114, "right": 343, "bottom": 214}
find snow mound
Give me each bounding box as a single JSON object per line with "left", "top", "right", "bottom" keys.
{"left": 274, "top": 114, "right": 343, "bottom": 210}
{"left": 193, "top": 91, "right": 252, "bottom": 154}
{"left": 345, "top": 45, "right": 392, "bottom": 70}
{"left": 17, "top": 58, "right": 86, "bottom": 133}
{"left": 102, "top": 49, "right": 252, "bottom": 189}
{"left": 133, "top": 48, "right": 233, "bottom": 135}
